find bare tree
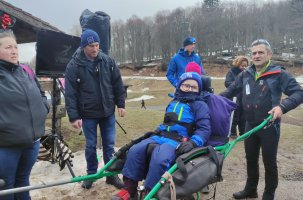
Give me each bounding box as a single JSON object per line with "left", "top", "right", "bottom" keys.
{"left": 111, "top": 20, "right": 127, "bottom": 63}
{"left": 68, "top": 0, "right": 302, "bottom": 66}
{"left": 125, "top": 15, "right": 149, "bottom": 66}
{"left": 154, "top": 10, "right": 173, "bottom": 63}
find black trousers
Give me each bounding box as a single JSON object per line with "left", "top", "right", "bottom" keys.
{"left": 244, "top": 121, "right": 280, "bottom": 199}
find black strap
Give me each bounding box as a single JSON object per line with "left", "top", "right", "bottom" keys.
{"left": 115, "top": 131, "right": 157, "bottom": 158}
{"left": 174, "top": 157, "right": 188, "bottom": 184}
{"left": 207, "top": 146, "right": 221, "bottom": 177}
{"left": 159, "top": 131, "right": 184, "bottom": 142}
{"left": 163, "top": 112, "right": 195, "bottom": 136}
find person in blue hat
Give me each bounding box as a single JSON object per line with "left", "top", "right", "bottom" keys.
{"left": 65, "top": 29, "right": 126, "bottom": 189}
{"left": 112, "top": 72, "right": 211, "bottom": 200}
{"left": 166, "top": 36, "right": 205, "bottom": 88}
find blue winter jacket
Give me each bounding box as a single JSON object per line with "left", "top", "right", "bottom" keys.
{"left": 156, "top": 91, "right": 211, "bottom": 147}
{"left": 166, "top": 48, "right": 205, "bottom": 87}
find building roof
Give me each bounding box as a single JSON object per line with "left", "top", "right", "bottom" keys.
{"left": 0, "top": 0, "right": 62, "bottom": 43}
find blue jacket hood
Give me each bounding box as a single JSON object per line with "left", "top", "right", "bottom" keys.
{"left": 177, "top": 48, "right": 196, "bottom": 57}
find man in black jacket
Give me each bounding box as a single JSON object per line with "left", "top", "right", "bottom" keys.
{"left": 65, "top": 29, "right": 125, "bottom": 189}
{"left": 220, "top": 39, "right": 303, "bottom": 200}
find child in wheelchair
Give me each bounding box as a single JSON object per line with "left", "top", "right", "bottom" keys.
{"left": 112, "top": 72, "right": 211, "bottom": 200}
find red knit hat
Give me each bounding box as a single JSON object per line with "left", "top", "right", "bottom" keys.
{"left": 185, "top": 62, "right": 202, "bottom": 76}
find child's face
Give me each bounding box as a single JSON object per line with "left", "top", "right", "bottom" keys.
{"left": 180, "top": 79, "right": 199, "bottom": 93}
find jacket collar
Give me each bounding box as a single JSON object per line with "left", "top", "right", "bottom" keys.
{"left": 0, "top": 60, "right": 19, "bottom": 72}
{"left": 247, "top": 64, "right": 281, "bottom": 79}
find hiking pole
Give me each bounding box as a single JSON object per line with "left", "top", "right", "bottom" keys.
{"left": 116, "top": 120, "right": 127, "bottom": 134}
{"left": 227, "top": 97, "right": 237, "bottom": 138}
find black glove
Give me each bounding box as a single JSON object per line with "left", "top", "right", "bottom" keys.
{"left": 176, "top": 140, "right": 197, "bottom": 155}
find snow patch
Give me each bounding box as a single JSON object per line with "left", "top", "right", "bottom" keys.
{"left": 126, "top": 95, "right": 155, "bottom": 102}
{"left": 141, "top": 88, "right": 149, "bottom": 92}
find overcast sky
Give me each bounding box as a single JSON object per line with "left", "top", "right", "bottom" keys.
{"left": 5, "top": 0, "right": 203, "bottom": 62}
{"left": 5, "top": 0, "right": 204, "bottom": 33}
{"left": 4, "top": 0, "right": 282, "bottom": 62}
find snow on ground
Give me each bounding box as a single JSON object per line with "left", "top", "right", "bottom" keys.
{"left": 123, "top": 76, "right": 167, "bottom": 80}
{"left": 123, "top": 75, "right": 302, "bottom": 82}
{"left": 296, "top": 75, "right": 303, "bottom": 85}
{"left": 122, "top": 76, "right": 225, "bottom": 80}
{"left": 126, "top": 95, "right": 155, "bottom": 102}
{"left": 123, "top": 75, "right": 303, "bottom": 105}
{"left": 141, "top": 87, "right": 149, "bottom": 92}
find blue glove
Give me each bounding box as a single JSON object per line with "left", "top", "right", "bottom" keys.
{"left": 176, "top": 140, "right": 197, "bottom": 155}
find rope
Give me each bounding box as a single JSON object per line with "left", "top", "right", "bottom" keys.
{"left": 162, "top": 172, "right": 176, "bottom": 200}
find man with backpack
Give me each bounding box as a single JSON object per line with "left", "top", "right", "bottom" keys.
{"left": 65, "top": 29, "right": 126, "bottom": 189}
{"left": 220, "top": 39, "right": 303, "bottom": 200}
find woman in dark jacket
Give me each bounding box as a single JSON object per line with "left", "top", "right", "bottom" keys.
{"left": 225, "top": 56, "right": 248, "bottom": 138}
{"left": 0, "top": 30, "right": 48, "bottom": 200}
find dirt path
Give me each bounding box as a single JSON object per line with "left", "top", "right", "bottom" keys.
{"left": 29, "top": 129, "right": 303, "bottom": 200}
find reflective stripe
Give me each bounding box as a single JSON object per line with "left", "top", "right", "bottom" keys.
{"left": 167, "top": 102, "right": 184, "bottom": 132}
{"left": 178, "top": 106, "right": 184, "bottom": 120}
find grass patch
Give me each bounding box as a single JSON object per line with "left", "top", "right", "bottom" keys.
{"left": 57, "top": 78, "right": 302, "bottom": 153}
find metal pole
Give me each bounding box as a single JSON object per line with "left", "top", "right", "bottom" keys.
{"left": 116, "top": 120, "right": 127, "bottom": 134}
{"left": 51, "top": 77, "right": 75, "bottom": 177}
{"left": 227, "top": 97, "right": 237, "bottom": 138}
{"left": 0, "top": 179, "right": 72, "bottom": 196}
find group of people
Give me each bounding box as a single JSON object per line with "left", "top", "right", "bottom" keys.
{"left": 111, "top": 35, "right": 303, "bottom": 200}
{"left": 1, "top": 27, "right": 303, "bottom": 200}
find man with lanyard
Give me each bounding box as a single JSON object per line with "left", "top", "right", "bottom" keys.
{"left": 220, "top": 39, "right": 303, "bottom": 200}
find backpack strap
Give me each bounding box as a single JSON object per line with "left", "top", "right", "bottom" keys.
{"left": 20, "top": 64, "right": 34, "bottom": 79}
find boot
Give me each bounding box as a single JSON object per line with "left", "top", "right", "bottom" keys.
{"left": 262, "top": 191, "right": 275, "bottom": 200}
{"left": 233, "top": 190, "right": 258, "bottom": 199}
{"left": 112, "top": 177, "right": 139, "bottom": 200}
{"left": 201, "top": 185, "right": 210, "bottom": 194}
{"left": 106, "top": 175, "right": 124, "bottom": 189}
{"left": 81, "top": 180, "right": 94, "bottom": 189}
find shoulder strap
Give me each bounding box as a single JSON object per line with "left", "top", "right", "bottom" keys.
{"left": 20, "top": 64, "right": 34, "bottom": 79}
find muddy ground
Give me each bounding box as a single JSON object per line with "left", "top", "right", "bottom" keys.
{"left": 29, "top": 65, "right": 303, "bottom": 200}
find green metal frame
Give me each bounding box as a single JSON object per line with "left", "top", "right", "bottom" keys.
{"left": 0, "top": 116, "right": 272, "bottom": 198}
{"left": 144, "top": 115, "right": 273, "bottom": 200}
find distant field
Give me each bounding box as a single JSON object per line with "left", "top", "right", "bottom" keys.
{"left": 58, "top": 78, "right": 302, "bottom": 152}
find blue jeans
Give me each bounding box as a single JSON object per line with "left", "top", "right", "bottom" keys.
{"left": 82, "top": 114, "right": 116, "bottom": 174}
{"left": 0, "top": 141, "right": 40, "bottom": 200}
